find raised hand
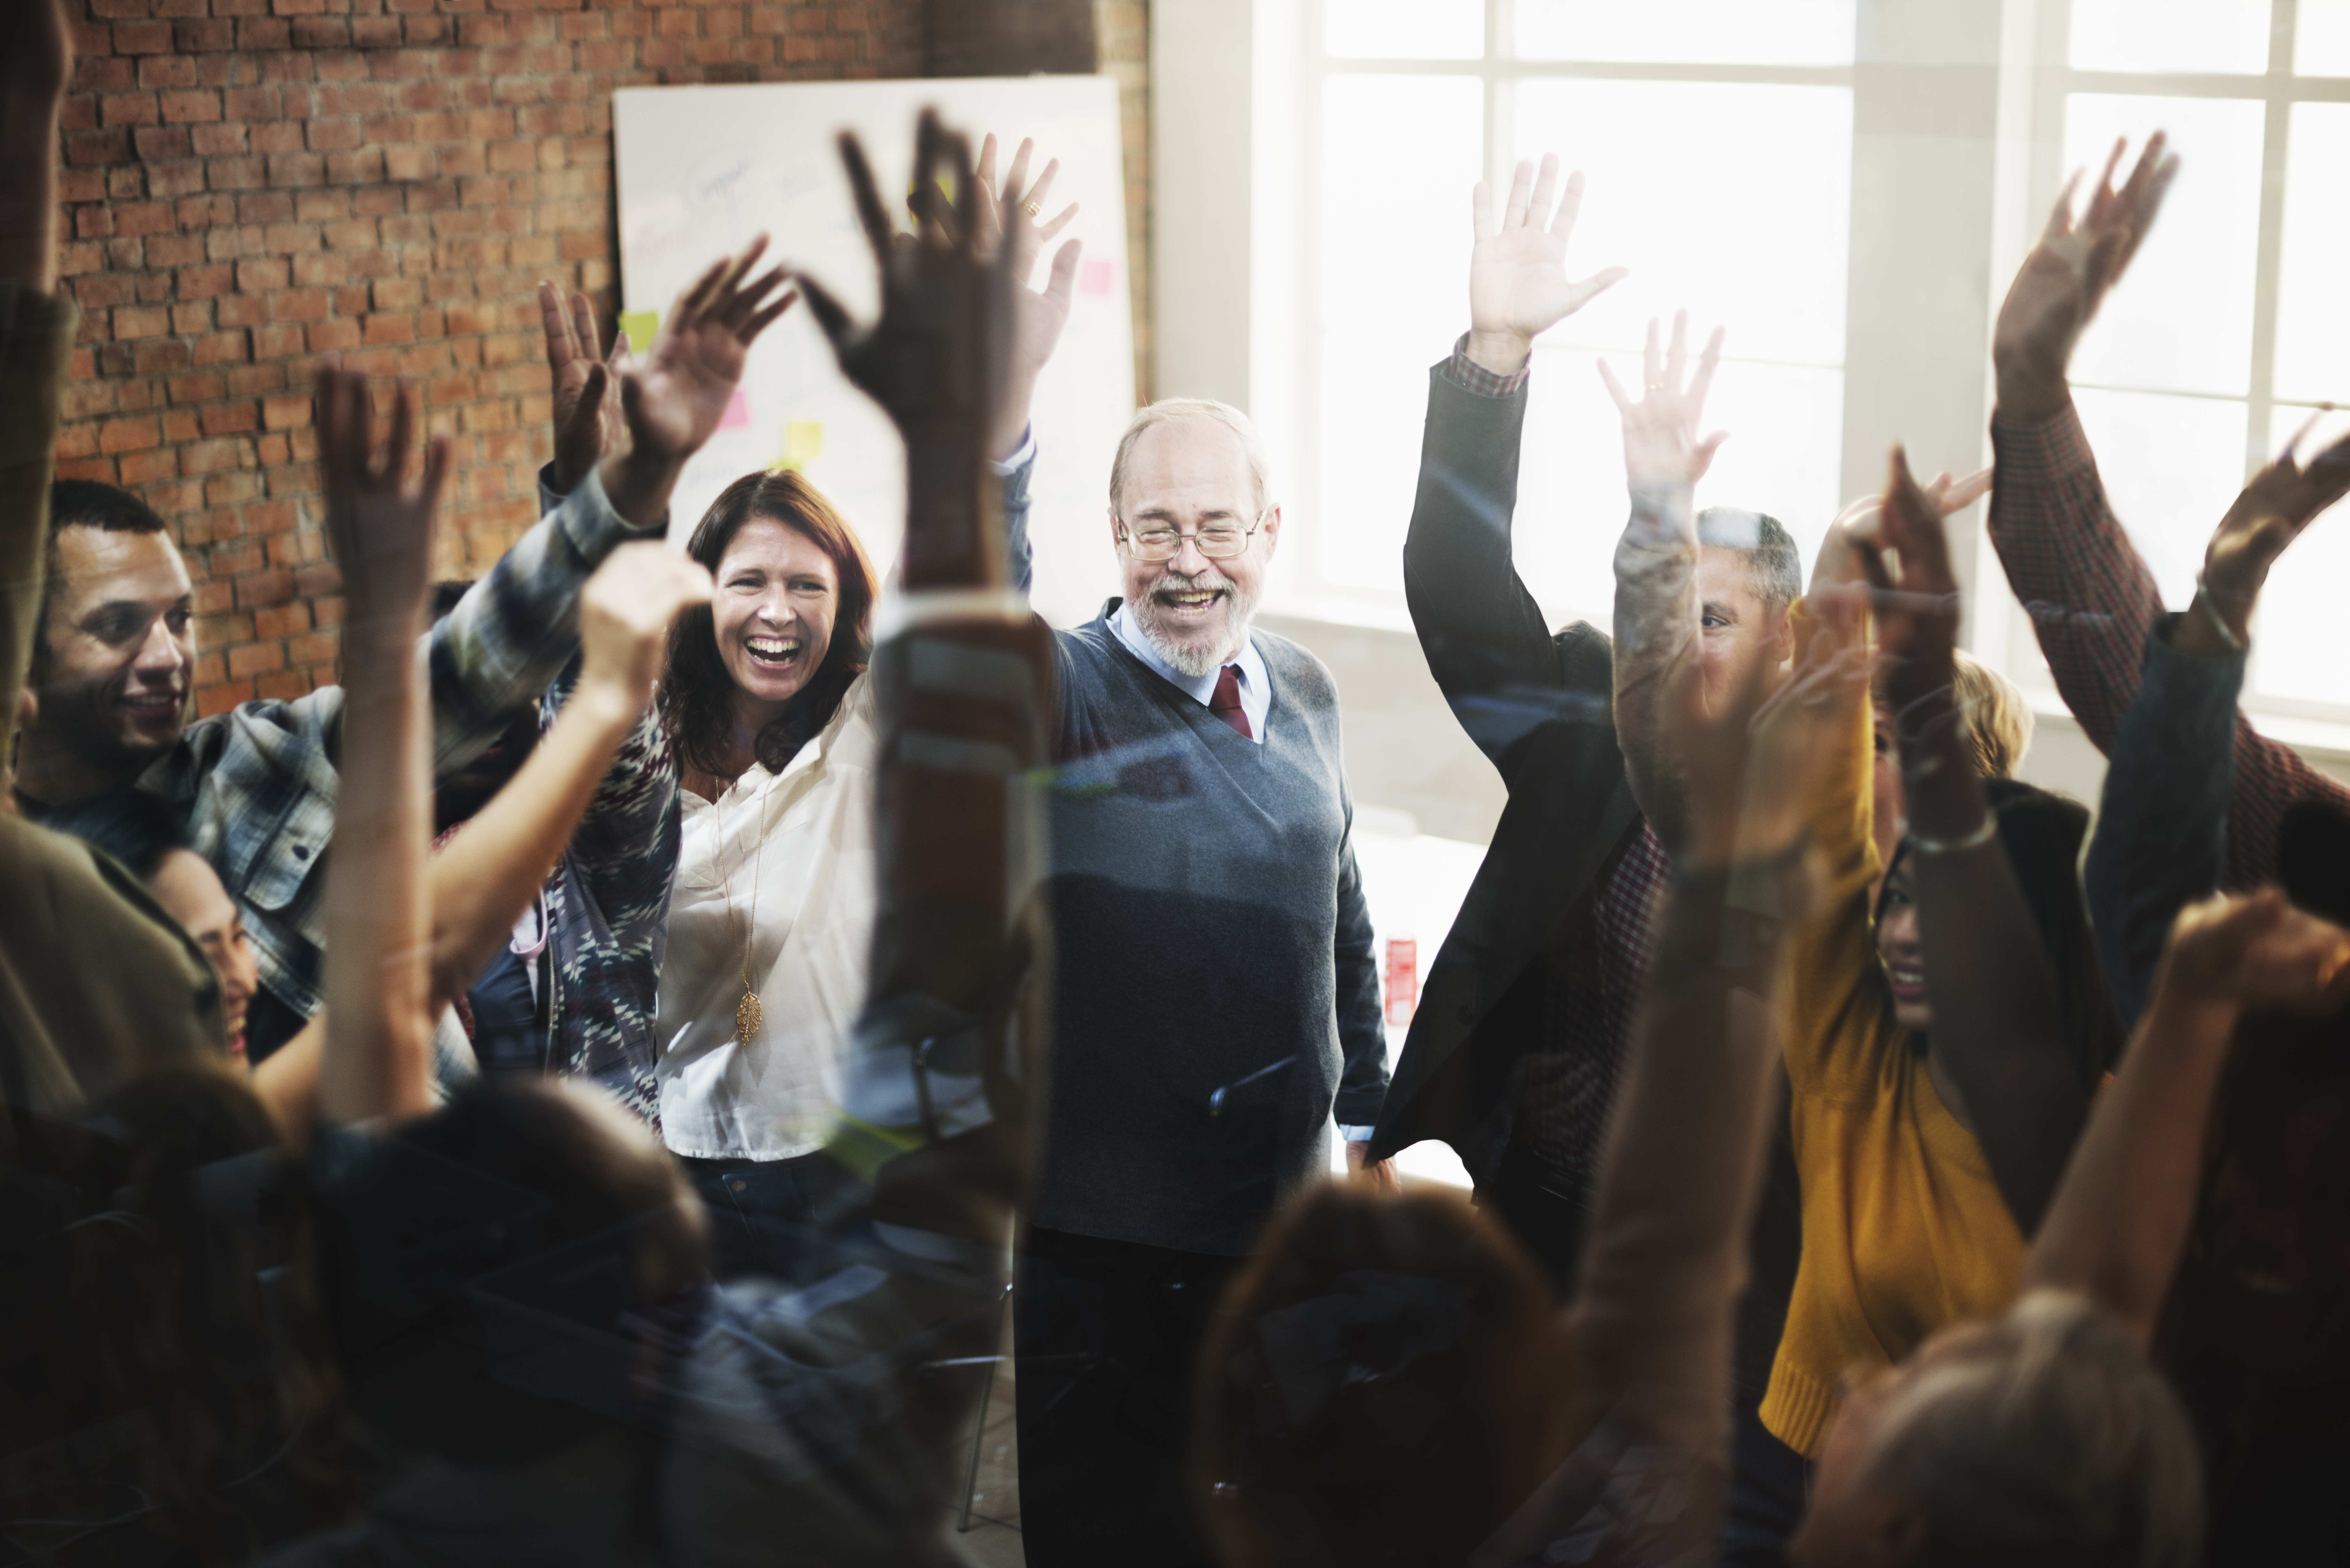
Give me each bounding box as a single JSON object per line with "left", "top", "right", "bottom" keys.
{"left": 1598, "top": 311, "right": 1727, "bottom": 487}
{"left": 1467, "top": 154, "right": 1626, "bottom": 376}
{"left": 971, "top": 133, "right": 1082, "bottom": 457}
{"left": 794, "top": 110, "right": 1015, "bottom": 588}
{"left": 315, "top": 364, "right": 450, "bottom": 647}
{"left": 1812, "top": 465, "right": 1991, "bottom": 594}
{"left": 2158, "top": 889, "right": 2350, "bottom": 1015}
{"left": 1852, "top": 447, "right": 1965, "bottom": 716}
{"left": 1993, "top": 133, "right": 2179, "bottom": 421}
{"left": 575, "top": 541, "right": 714, "bottom": 714}
{"left": 617, "top": 237, "right": 796, "bottom": 466}
{"left": 2185, "top": 417, "right": 2350, "bottom": 650}
{"left": 799, "top": 113, "right": 1008, "bottom": 433}
{"left": 538, "top": 282, "right": 629, "bottom": 495}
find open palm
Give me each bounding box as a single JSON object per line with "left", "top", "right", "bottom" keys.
{"left": 619, "top": 238, "right": 796, "bottom": 461}
{"left": 1469, "top": 155, "right": 1626, "bottom": 352}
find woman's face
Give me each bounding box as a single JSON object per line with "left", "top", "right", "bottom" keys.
{"left": 1876, "top": 856, "right": 1932, "bottom": 1033}
{"left": 148, "top": 847, "right": 259, "bottom": 1065}
{"left": 2206, "top": 1082, "right": 2350, "bottom": 1383}
{"left": 710, "top": 517, "right": 840, "bottom": 723}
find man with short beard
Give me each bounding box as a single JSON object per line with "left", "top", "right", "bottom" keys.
{"left": 15, "top": 246, "right": 794, "bottom": 1061}
{"left": 1009, "top": 397, "right": 1391, "bottom": 1568}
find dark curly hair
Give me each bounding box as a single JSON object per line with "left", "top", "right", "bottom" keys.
{"left": 658, "top": 468, "right": 878, "bottom": 778}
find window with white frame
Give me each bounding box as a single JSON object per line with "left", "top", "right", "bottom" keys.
{"left": 1269, "top": 1, "right": 1859, "bottom": 631}
{"left": 2010, "top": 0, "right": 2350, "bottom": 728}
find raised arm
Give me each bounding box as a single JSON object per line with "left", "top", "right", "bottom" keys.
{"left": 1569, "top": 577, "right": 1860, "bottom": 1453}
{"left": 1604, "top": 313, "right": 1728, "bottom": 856}
{"left": 1986, "top": 134, "right": 2180, "bottom": 758}
{"left": 2026, "top": 892, "right": 2350, "bottom": 1349}
{"left": 1870, "top": 449, "right": 2087, "bottom": 1233}
{"left": 425, "top": 542, "right": 709, "bottom": 1008}
{"left": 1405, "top": 157, "right": 1626, "bottom": 770}
{"left": 0, "top": 0, "right": 70, "bottom": 760}
{"left": 314, "top": 366, "right": 445, "bottom": 1126}
{"left": 2086, "top": 424, "right": 2350, "bottom": 1026}
{"left": 427, "top": 252, "right": 792, "bottom": 769}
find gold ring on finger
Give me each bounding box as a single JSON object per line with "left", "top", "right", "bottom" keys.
{"left": 1023, "top": 199, "right": 1042, "bottom": 218}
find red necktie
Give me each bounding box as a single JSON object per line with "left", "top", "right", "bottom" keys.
{"left": 1209, "top": 664, "right": 1253, "bottom": 739}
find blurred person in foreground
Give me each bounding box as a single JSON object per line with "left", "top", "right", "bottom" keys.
{"left": 0, "top": 0, "right": 227, "bottom": 1128}
{"left": 1784, "top": 881, "right": 2350, "bottom": 1568}
{"left": 819, "top": 141, "right": 1393, "bottom": 1568}
{"left": 12, "top": 219, "right": 791, "bottom": 1065}
{"left": 628, "top": 132, "right": 1072, "bottom": 1278}
{"left": 2077, "top": 403, "right": 2350, "bottom": 1565}
{"left": 254, "top": 116, "right": 1056, "bottom": 1568}
{"left": 1198, "top": 514, "right": 1859, "bottom": 1567}
{"left": 1721, "top": 453, "right": 2124, "bottom": 1563}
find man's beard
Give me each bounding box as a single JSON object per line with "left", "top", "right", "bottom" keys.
{"left": 1131, "top": 565, "right": 1258, "bottom": 679}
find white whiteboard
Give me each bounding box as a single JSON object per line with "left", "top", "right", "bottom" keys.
{"left": 613, "top": 78, "right": 1135, "bottom": 628}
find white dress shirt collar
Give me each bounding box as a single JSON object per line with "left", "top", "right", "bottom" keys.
{"left": 1107, "top": 601, "right": 1270, "bottom": 744}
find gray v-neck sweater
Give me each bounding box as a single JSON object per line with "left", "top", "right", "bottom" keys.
{"left": 1031, "top": 602, "right": 1388, "bottom": 1256}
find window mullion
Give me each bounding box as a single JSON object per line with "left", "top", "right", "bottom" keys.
{"left": 2245, "top": 0, "right": 2300, "bottom": 482}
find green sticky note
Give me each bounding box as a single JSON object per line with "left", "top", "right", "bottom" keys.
{"left": 618, "top": 311, "right": 658, "bottom": 350}
{"left": 772, "top": 420, "right": 824, "bottom": 471}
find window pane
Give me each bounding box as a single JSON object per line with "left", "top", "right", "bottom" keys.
{"left": 1514, "top": 0, "right": 1854, "bottom": 67}
{"left": 2301, "top": 0, "right": 2350, "bottom": 74}
{"left": 2249, "top": 405, "right": 2350, "bottom": 706}
{"left": 1325, "top": 0, "right": 1483, "bottom": 60}
{"left": 1323, "top": 75, "right": 1485, "bottom": 338}
{"left": 1513, "top": 349, "right": 1846, "bottom": 625}
{"left": 2273, "top": 103, "right": 2350, "bottom": 405}
{"left": 1316, "top": 330, "right": 1459, "bottom": 592}
{"left": 2063, "top": 95, "right": 2263, "bottom": 397}
{"left": 2071, "top": 387, "right": 2249, "bottom": 608}
{"left": 2070, "top": 0, "right": 2272, "bottom": 75}
{"left": 1512, "top": 80, "right": 1852, "bottom": 367}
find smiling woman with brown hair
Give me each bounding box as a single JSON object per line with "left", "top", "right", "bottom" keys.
{"left": 650, "top": 466, "right": 887, "bottom": 1278}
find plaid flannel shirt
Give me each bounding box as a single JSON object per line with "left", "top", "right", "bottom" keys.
{"left": 1986, "top": 405, "right": 2350, "bottom": 891}
{"left": 30, "top": 466, "right": 664, "bottom": 1019}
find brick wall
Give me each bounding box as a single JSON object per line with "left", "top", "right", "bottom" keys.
{"left": 51, "top": 1, "right": 931, "bottom": 719}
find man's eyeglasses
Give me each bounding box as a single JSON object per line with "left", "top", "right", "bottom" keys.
{"left": 1117, "top": 513, "right": 1268, "bottom": 562}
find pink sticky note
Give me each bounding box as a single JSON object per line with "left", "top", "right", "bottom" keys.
{"left": 718, "top": 388, "right": 751, "bottom": 431}
{"left": 1080, "top": 259, "right": 1115, "bottom": 298}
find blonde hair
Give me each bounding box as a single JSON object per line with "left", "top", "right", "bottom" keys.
{"left": 1108, "top": 398, "right": 1273, "bottom": 520}
{"left": 1951, "top": 648, "right": 2034, "bottom": 779}
{"left": 1864, "top": 1290, "right": 2203, "bottom": 1568}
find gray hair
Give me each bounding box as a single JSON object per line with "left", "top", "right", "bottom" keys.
{"left": 1108, "top": 398, "right": 1274, "bottom": 519}
{"left": 1695, "top": 507, "right": 1802, "bottom": 616}
{"left": 1864, "top": 1290, "right": 2204, "bottom": 1568}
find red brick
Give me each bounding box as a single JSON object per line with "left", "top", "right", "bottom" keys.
{"left": 227, "top": 640, "right": 284, "bottom": 677}
{"left": 118, "top": 448, "right": 178, "bottom": 484}
{"left": 271, "top": 287, "right": 329, "bottom": 322}
{"left": 113, "top": 305, "right": 170, "bottom": 338}
{"left": 196, "top": 681, "right": 256, "bottom": 718}
{"left": 253, "top": 602, "right": 311, "bottom": 639}
{"left": 262, "top": 393, "right": 312, "bottom": 430}
{"left": 234, "top": 565, "right": 295, "bottom": 609}
{"left": 201, "top": 402, "right": 261, "bottom": 437}
{"left": 159, "top": 90, "right": 222, "bottom": 124}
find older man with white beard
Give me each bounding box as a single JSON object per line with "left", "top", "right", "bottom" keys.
{"left": 1005, "top": 396, "right": 1391, "bottom": 1568}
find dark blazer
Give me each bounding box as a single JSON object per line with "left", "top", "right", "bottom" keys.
{"left": 1367, "top": 362, "right": 1645, "bottom": 1170}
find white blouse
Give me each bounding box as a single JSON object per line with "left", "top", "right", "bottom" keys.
{"left": 655, "top": 672, "right": 878, "bottom": 1161}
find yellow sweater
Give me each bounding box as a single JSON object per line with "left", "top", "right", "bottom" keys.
{"left": 1758, "top": 628, "right": 2028, "bottom": 1459}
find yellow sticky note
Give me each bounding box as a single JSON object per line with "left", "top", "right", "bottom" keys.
{"left": 618, "top": 311, "right": 658, "bottom": 350}
{"left": 772, "top": 420, "right": 824, "bottom": 471}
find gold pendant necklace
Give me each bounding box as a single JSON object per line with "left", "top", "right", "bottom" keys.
{"left": 711, "top": 765, "right": 778, "bottom": 1047}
